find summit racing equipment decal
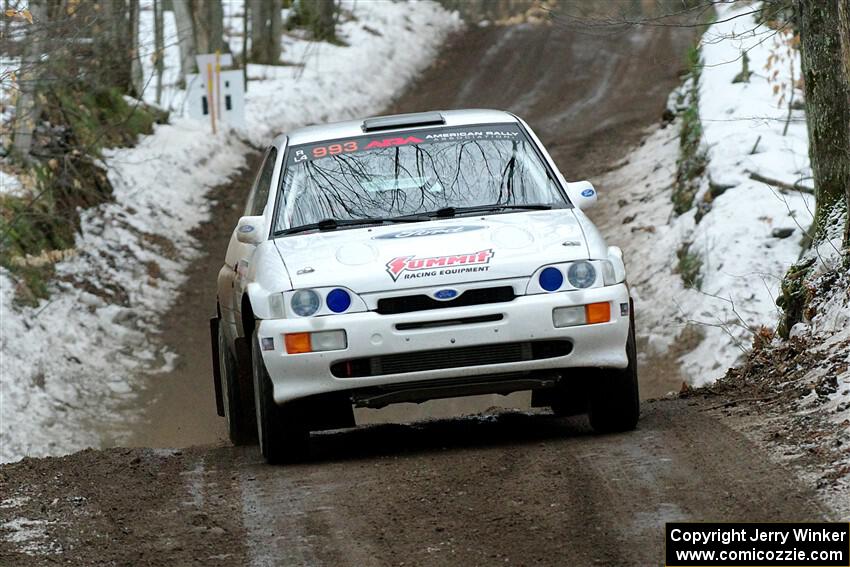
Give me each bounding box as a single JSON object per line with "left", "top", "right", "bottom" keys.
{"left": 385, "top": 249, "right": 494, "bottom": 281}
{"left": 373, "top": 225, "right": 485, "bottom": 240}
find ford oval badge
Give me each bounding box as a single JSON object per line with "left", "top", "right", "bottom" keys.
{"left": 433, "top": 289, "right": 459, "bottom": 301}
{"left": 581, "top": 188, "right": 595, "bottom": 198}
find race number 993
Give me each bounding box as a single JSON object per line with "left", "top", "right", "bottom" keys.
{"left": 312, "top": 141, "right": 358, "bottom": 158}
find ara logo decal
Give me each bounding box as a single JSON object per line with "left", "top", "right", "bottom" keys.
{"left": 385, "top": 249, "right": 495, "bottom": 281}
{"left": 364, "top": 136, "right": 423, "bottom": 149}
{"left": 433, "top": 289, "right": 459, "bottom": 300}
{"left": 581, "top": 188, "right": 595, "bottom": 198}
{"left": 373, "top": 225, "right": 485, "bottom": 240}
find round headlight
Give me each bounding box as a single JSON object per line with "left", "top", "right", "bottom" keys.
{"left": 326, "top": 288, "right": 351, "bottom": 313}
{"left": 539, "top": 267, "right": 564, "bottom": 292}
{"left": 567, "top": 261, "right": 597, "bottom": 289}
{"left": 291, "top": 289, "right": 321, "bottom": 316}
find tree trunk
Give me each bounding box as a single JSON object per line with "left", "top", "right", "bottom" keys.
{"left": 190, "top": 0, "right": 226, "bottom": 55}
{"left": 838, "top": 0, "right": 850, "bottom": 247}
{"left": 154, "top": 0, "right": 165, "bottom": 104}
{"left": 315, "top": 0, "right": 336, "bottom": 41}
{"left": 172, "top": 0, "right": 196, "bottom": 83}
{"left": 129, "top": 0, "right": 144, "bottom": 98}
{"left": 243, "top": 0, "right": 249, "bottom": 90}
{"left": 296, "top": 0, "right": 336, "bottom": 41}
{"left": 249, "top": 0, "right": 281, "bottom": 64}
{"left": 90, "top": 0, "right": 132, "bottom": 94}
{"left": 11, "top": 0, "right": 47, "bottom": 160}
{"left": 795, "top": 0, "right": 850, "bottom": 245}
{"left": 2, "top": 0, "right": 11, "bottom": 44}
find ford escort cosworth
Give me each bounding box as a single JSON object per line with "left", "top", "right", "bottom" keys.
{"left": 210, "top": 109, "right": 638, "bottom": 463}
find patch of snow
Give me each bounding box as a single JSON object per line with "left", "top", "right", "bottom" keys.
{"left": 0, "top": 1, "right": 462, "bottom": 463}
{"left": 0, "top": 496, "right": 29, "bottom": 509}
{"left": 1, "top": 517, "right": 61, "bottom": 555}
{"left": 0, "top": 169, "right": 22, "bottom": 196}
{"left": 597, "top": 2, "right": 814, "bottom": 386}
{"left": 808, "top": 273, "right": 850, "bottom": 429}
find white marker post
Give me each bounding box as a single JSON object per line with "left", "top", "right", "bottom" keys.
{"left": 186, "top": 52, "right": 245, "bottom": 130}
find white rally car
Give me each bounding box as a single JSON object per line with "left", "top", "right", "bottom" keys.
{"left": 210, "top": 109, "right": 638, "bottom": 463}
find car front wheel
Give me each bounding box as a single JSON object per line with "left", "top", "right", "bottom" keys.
{"left": 252, "top": 328, "right": 309, "bottom": 464}
{"left": 588, "top": 315, "right": 640, "bottom": 433}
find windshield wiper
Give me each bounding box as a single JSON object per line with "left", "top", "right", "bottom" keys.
{"left": 278, "top": 214, "right": 430, "bottom": 235}
{"left": 428, "top": 204, "right": 553, "bottom": 218}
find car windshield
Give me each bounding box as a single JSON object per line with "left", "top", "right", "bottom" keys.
{"left": 273, "top": 123, "right": 570, "bottom": 234}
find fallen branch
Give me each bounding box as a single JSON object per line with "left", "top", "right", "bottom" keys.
{"left": 749, "top": 171, "right": 814, "bottom": 195}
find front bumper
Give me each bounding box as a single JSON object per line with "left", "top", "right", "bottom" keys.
{"left": 257, "top": 283, "right": 631, "bottom": 405}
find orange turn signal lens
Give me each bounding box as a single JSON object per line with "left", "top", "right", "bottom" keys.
{"left": 284, "top": 332, "right": 312, "bottom": 354}
{"left": 585, "top": 302, "right": 611, "bottom": 324}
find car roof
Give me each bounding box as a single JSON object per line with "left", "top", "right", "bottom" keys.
{"left": 272, "top": 109, "right": 518, "bottom": 147}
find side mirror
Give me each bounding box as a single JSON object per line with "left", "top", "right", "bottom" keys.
{"left": 568, "top": 180, "right": 598, "bottom": 210}
{"left": 236, "top": 216, "right": 265, "bottom": 245}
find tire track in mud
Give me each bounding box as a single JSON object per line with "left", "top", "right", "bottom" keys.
{"left": 217, "top": 401, "right": 830, "bottom": 566}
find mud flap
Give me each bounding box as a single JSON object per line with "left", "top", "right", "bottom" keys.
{"left": 210, "top": 317, "right": 225, "bottom": 417}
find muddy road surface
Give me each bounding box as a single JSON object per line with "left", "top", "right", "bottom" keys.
{"left": 0, "top": 400, "right": 833, "bottom": 566}
{"left": 1, "top": 9, "right": 834, "bottom": 567}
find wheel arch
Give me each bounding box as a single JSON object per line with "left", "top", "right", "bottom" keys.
{"left": 241, "top": 294, "right": 256, "bottom": 339}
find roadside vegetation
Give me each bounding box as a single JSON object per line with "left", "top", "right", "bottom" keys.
{"left": 1, "top": 85, "right": 163, "bottom": 306}
{"left": 672, "top": 45, "right": 708, "bottom": 217}
{"left": 675, "top": 242, "right": 704, "bottom": 290}
{"left": 1, "top": 0, "right": 343, "bottom": 306}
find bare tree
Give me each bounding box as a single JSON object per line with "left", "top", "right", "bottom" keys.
{"left": 794, "top": 0, "right": 850, "bottom": 246}
{"left": 129, "top": 0, "right": 144, "bottom": 98}
{"left": 172, "top": 0, "right": 196, "bottom": 82}
{"left": 250, "top": 0, "right": 282, "bottom": 64}
{"left": 294, "top": 0, "right": 337, "bottom": 41}
{"left": 191, "top": 0, "right": 226, "bottom": 54}
{"left": 316, "top": 0, "right": 336, "bottom": 41}
{"left": 838, "top": 0, "right": 850, "bottom": 247}
{"left": 11, "top": 0, "right": 46, "bottom": 159}
{"left": 93, "top": 0, "right": 132, "bottom": 93}
{"left": 154, "top": 0, "right": 165, "bottom": 104}
{"left": 242, "top": 0, "right": 249, "bottom": 89}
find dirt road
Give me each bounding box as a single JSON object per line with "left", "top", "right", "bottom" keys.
{"left": 1, "top": 9, "right": 835, "bottom": 567}
{"left": 0, "top": 400, "right": 832, "bottom": 566}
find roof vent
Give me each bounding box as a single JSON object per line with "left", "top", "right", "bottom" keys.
{"left": 362, "top": 112, "right": 445, "bottom": 132}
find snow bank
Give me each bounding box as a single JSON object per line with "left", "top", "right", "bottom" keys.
{"left": 805, "top": 284, "right": 850, "bottom": 429}
{"left": 682, "top": 2, "right": 813, "bottom": 380}
{"left": 0, "top": 1, "right": 461, "bottom": 463}
{"left": 598, "top": 2, "right": 814, "bottom": 386}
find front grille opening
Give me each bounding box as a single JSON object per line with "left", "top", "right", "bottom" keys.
{"left": 331, "top": 340, "right": 572, "bottom": 378}
{"left": 376, "top": 286, "right": 516, "bottom": 315}
{"left": 395, "top": 314, "right": 503, "bottom": 331}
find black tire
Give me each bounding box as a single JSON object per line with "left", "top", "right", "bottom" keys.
{"left": 549, "top": 382, "right": 588, "bottom": 417}
{"left": 252, "top": 329, "right": 309, "bottom": 464}
{"left": 219, "top": 325, "right": 257, "bottom": 445}
{"left": 550, "top": 393, "right": 587, "bottom": 418}
{"left": 588, "top": 317, "right": 640, "bottom": 433}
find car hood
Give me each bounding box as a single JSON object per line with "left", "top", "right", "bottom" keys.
{"left": 274, "top": 210, "right": 590, "bottom": 294}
